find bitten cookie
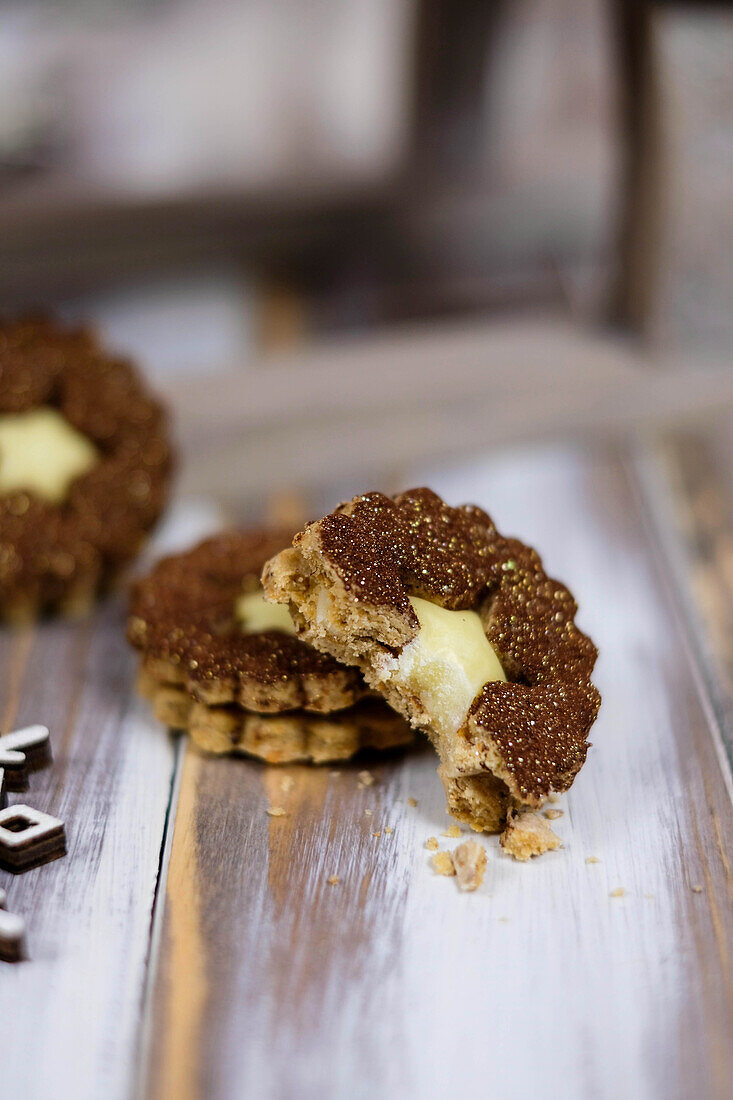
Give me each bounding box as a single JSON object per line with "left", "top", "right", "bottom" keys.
{"left": 129, "top": 529, "right": 414, "bottom": 764}
{"left": 0, "top": 316, "right": 173, "bottom": 620}
{"left": 262, "top": 488, "right": 600, "bottom": 831}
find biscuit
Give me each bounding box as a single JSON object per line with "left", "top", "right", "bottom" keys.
{"left": 0, "top": 316, "right": 173, "bottom": 620}
{"left": 129, "top": 529, "right": 367, "bottom": 712}
{"left": 130, "top": 529, "right": 414, "bottom": 764}
{"left": 262, "top": 488, "right": 600, "bottom": 831}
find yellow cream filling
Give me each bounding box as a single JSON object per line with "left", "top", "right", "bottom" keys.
{"left": 0, "top": 407, "right": 99, "bottom": 504}
{"left": 379, "top": 595, "right": 506, "bottom": 737}
{"left": 235, "top": 589, "right": 296, "bottom": 635}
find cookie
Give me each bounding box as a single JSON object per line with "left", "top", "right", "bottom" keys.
{"left": 129, "top": 529, "right": 414, "bottom": 764}
{"left": 0, "top": 316, "right": 173, "bottom": 621}
{"left": 262, "top": 487, "right": 600, "bottom": 831}
{"left": 128, "top": 528, "right": 367, "bottom": 712}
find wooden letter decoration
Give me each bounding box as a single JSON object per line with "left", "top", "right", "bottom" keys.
{"left": 0, "top": 805, "right": 67, "bottom": 873}
{"left": 0, "top": 725, "right": 52, "bottom": 791}
{"left": 0, "top": 887, "right": 27, "bottom": 963}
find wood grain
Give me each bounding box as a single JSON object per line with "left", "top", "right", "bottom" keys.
{"left": 0, "top": 500, "right": 224, "bottom": 1100}
{"left": 143, "top": 443, "right": 733, "bottom": 1100}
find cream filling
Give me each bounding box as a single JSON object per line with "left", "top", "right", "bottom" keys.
{"left": 0, "top": 407, "right": 99, "bottom": 504}
{"left": 235, "top": 589, "right": 296, "bottom": 635}
{"left": 377, "top": 596, "right": 506, "bottom": 737}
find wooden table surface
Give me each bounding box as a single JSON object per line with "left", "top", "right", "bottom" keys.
{"left": 1, "top": 435, "right": 732, "bottom": 1100}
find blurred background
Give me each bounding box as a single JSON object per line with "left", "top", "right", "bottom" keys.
{"left": 2, "top": 0, "right": 732, "bottom": 512}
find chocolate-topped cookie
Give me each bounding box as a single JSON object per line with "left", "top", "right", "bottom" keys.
{"left": 129, "top": 529, "right": 414, "bottom": 764}
{"left": 262, "top": 488, "right": 600, "bottom": 832}
{"left": 0, "top": 316, "right": 173, "bottom": 620}
{"left": 129, "top": 528, "right": 367, "bottom": 712}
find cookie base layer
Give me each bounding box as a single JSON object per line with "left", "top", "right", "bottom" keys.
{"left": 137, "top": 664, "right": 414, "bottom": 765}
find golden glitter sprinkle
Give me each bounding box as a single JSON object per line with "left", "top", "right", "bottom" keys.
{"left": 384, "top": 826, "right": 393, "bottom": 835}
{"left": 266, "top": 806, "right": 287, "bottom": 817}
{"left": 426, "top": 837, "right": 439, "bottom": 851}
{"left": 327, "top": 875, "right": 339, "bottom": 885}
{"left": 691, "top": 884, "right": 703, "bottom": 894}
{"left": 442, "top": 825, "right": 461, "bottom": 838}
{"left": 544, "top": 809, "right": 563, "bottom": 820}
{"left": 407, "top": 797, "right": 418, "bottom": 807}
{"left": 431, "top": 851, "right": 455, "bottom": 877}
{"left": 364, "top": 808, "right": 373, "bottom": 816}
{"left": 609, "top": 887, "right": 626, "bottom": 898}
{"left": 358, "top": 770, "right": 375, "bottom": 788}
{"left": 585, "top": 856, "right": 601, "bottom": 864}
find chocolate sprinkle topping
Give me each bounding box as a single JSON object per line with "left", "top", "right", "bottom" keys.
{"left": 304, "top": 488, "right": 600, "bottom": 802}
{"left": 129, "top": 529, "right": 367, "bottom": 712}
{"left": 0, "top": 316, "right": 173, "bottom": 613}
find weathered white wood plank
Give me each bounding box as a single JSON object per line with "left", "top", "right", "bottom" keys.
{"left": 163, "top": 318, "right": 733, "bottom": 507}
{"left": 0, "top": 499, "right": 223, "bottom": 1100}
{"left": 144, "top": 443, "right": 733, "bottom": 1100}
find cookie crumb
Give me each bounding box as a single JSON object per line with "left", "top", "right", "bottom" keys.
{"left": 266, "top": 806, "right": 287, "bottom": 817}
{"left": 548, "top": 793, "right": 560, "bottom": 804}
{"left": 330, "top": 771, "right": 341, "bottom": 778}
{"left": 426, "top": 837, "right": 439, "bottom": 851}
{"left": 442, "top": 825, "right": 461, "bottom": 839}
{"left": 372, "top": 831, "right": 381, "bottom": 838}
{"left": 431, "top": 851, "right": 455, "bottom": 877}
{"left": 384, "top": 826, "right": 393, "bottom": 835}
{"left": 691, "top": 884, "right": 703, "bottom": 894}
{"left": 585, "top": 856, "right": 601, "bottom": 864}
{"left": 357, "top": 770, "right": 375, "bottom": 788}
{"left": 610, "top": 887, "right": 626, "bottom": 898}
{"left": 500, "top": 811, "right": 561, "bottom": 861}
{"left": 452, "top": 840, "right": 487, "bottom": 892}
{"left": 544, "top": 808, "right": 563, "bottom": 820}
{"left": 280, "top": 776, "right": 295, "bottom": 793}
{"left": 407, "top": 797, "right": 418, "bottom": 807}
{"left": 364, "top": 808, "right": 373, "bottom": 816}
{"left": 327, "top": 875, "right": 339, "bottom": 885}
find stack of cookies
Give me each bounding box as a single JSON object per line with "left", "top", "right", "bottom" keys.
{"left": 128, "top": 530, "right": 414, "bottom": 765}
{"left": 0, "top": 313, "right": 601, "bottom": 838}
{"left": 131, "top": 489, "right": 600, "bottom": 838}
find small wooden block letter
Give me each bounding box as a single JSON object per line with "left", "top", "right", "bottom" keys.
{"left": 0, "top": 804, "right": 66, "bottom": 873}
{"left": 0, "top": 889, "right": 27, "bottom": 962}
{"left": 0, "top": 725, "right": 52, "bottom": 792}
